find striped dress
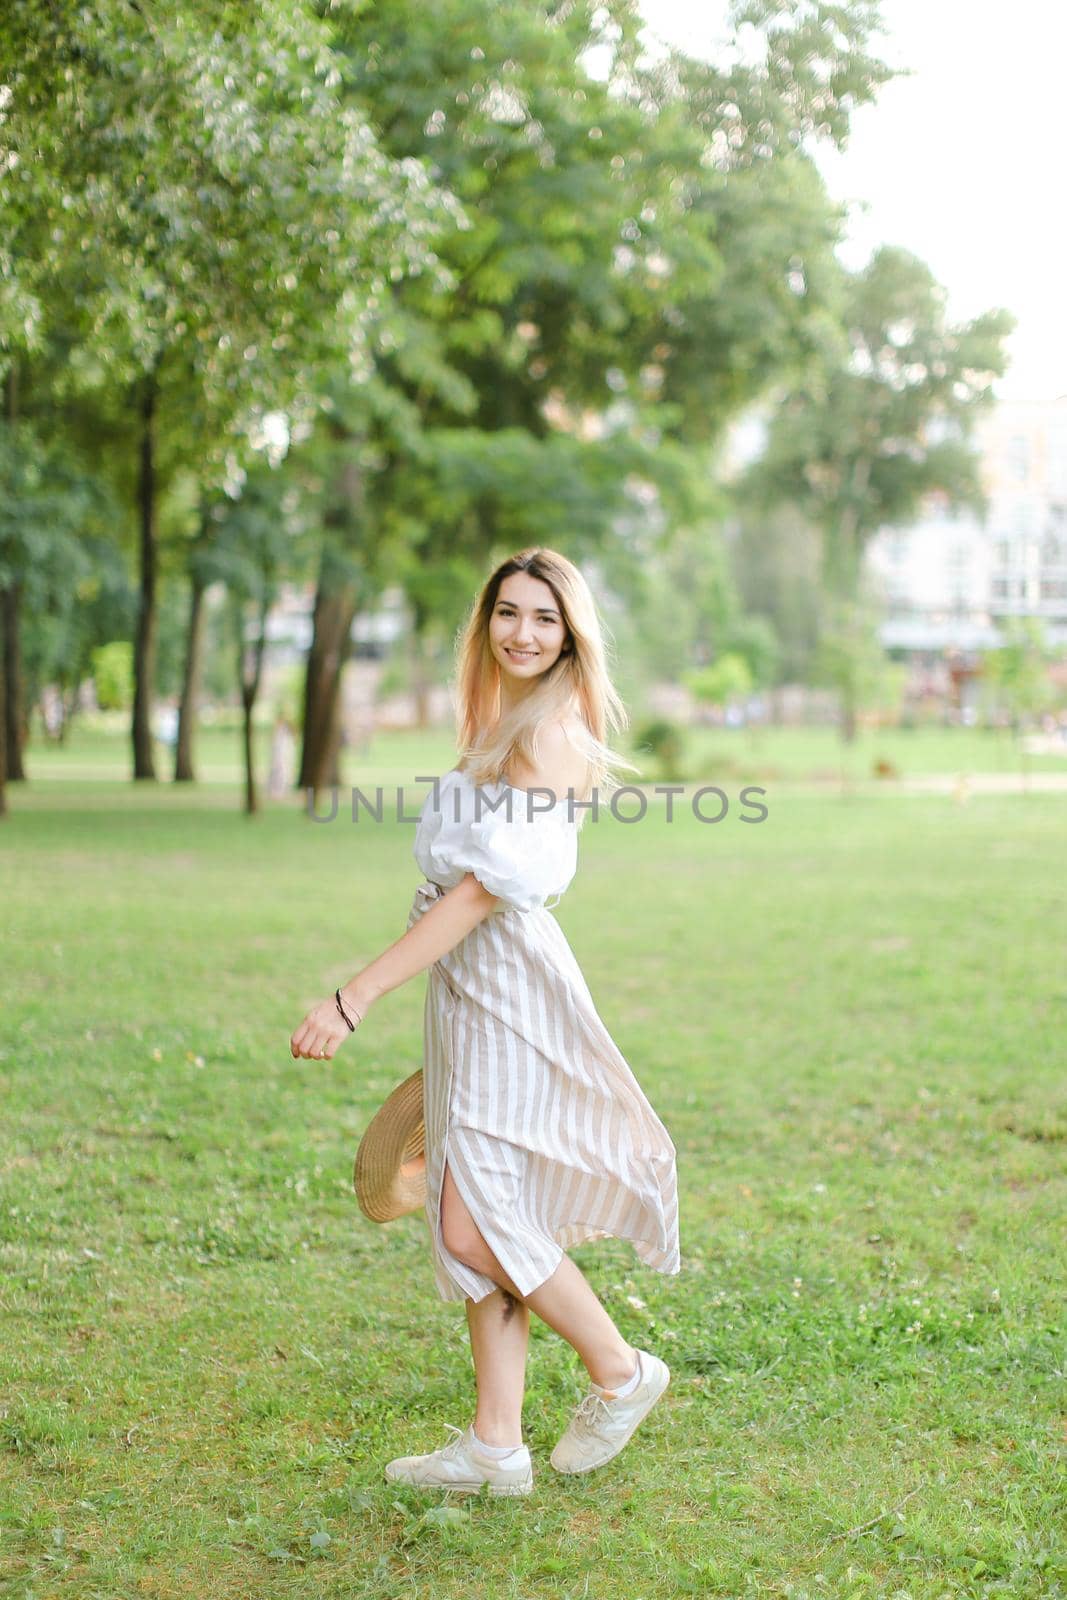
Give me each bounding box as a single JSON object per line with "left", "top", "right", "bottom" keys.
{"left": 409, "top": 766, "right": 681, "bottom": 1303}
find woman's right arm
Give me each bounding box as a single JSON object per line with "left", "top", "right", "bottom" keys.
{"left": 291, "top": 875, "right": 500, "bottom": 1062}
{"left": 341, "top": 874, "right": 499, "bottom": 1019}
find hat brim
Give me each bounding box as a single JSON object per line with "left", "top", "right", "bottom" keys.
{"left": 353, "top": 1068, "right": 426, "bottom": 1222}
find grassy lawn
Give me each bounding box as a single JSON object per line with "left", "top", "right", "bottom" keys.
{"left": 1, "top": 728, "right": 1064, "bottom": 1598}
{"left": 15, "top": 713, "right": 1067, "bottom": 795}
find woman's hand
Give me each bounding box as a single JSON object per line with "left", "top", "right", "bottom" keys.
{"left": 290, "top": 995, "right": 360, "bottom": 1062}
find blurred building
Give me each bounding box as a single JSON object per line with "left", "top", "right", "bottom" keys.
{"left": 864, "top": 397, "right": 1067, "bottom": 710}
{"left": 250, "top": 581, "right": 411, "bottom": 735}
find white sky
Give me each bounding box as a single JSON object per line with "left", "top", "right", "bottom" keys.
{"left": 635, "top": 0, "right": 1066, "bottom": 402}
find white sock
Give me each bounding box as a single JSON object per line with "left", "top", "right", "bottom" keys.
{"left": 594, "top": 1350, "right": 641, "bottom": 1398}
{"left": 471, "top": 1426, "right": 524, "bottom": 1457}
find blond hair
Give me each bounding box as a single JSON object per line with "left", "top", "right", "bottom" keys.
{"left": 453, "top": 547, "right": 639, "bottom": 806}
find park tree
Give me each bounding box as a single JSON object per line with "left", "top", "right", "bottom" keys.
{"left": 27, "top": 533, "right": 134, "bottom": 746}
{"left": 295, "top": 0, "right": 721, "bottom": 783}
{"left": 981, "top": 617, "right": 1059, "bottom": 788}
{"left": 2, "top": 0, "right": 897, "bottom": 797}
{"left": 173, "top": 491, "right": 217, "bottom": 785}
{"left": 290, "top": 0, "right": 891, "bottom": 781}
{"left": 0, "top": 414, "right": 115, "bottom": 783}
{"left": 0, "top": 535, "right": 6, "bottom": 812}
{"left": 686, "top": 652, "right": 755, "bottom": 721}
{"left": 741, "top": 245, "right": 1013, "bottom": 739}
{"left": 0, "top": 0, "right": 457, "bottom": 782}
{"left": 810, "top": 590, "right": 895, "bottom": 744}
{"left": 728, "top": 502, "right": 823, "bottom": 692}
{"left": 607, "top": 0, "right": 895, "bottom": 447}
{"left": 286, "top": 390, "right": 392, "bottom": 792}
{"left": 196, "top": 464, "right": 296, "bottom": 815}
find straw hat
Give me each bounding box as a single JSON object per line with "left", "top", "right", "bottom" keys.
{"left": 352, "top": 1069, "right": 426, "bottom": 1222}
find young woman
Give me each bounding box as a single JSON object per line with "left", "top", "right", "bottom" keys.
{"left": 291, "top": 547, "right": 680, "bottom": 1495}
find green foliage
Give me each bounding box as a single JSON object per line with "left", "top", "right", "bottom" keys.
{"left": 743, "top": 245, "right": 1015, "bottom": 597}
{"left": 196, "top": 593, "right": 233, "bottom": 708}
{"left": 810, "top": 593, "right": 895, "bottom": 716}
{"left": 89, "top": 641, "right": 134, "bottom": 711}
{"left": 632, "top": 716, "right": 688, "bottom": 781}
{"left": 0, "top": 0, "right": 912, "bottom": 747}
{"left": 271, "top": 661, "right": 306, "bottom": 729}
{"left": 0, "top": 418, "right": 135, "bottom": 716}
{"left": 686, "top": 652, "right": 755, "bottom": 708}
{"left": 151, "top": 576, "right": 199, "bottom": 704}
{"left": 0, "top": 0, "right": 460, "bottom": 752}
{"left": 721, "top": 612, "right": 782, "bottom": 690}
{"left": 728, "top": 502, "right": 823, "bottom": 684}
{"left": 2, "top": 0, "right": 456, "bottom": 414}
{"left": 734, "top": 244, "right": 1014, "bottom": 740}
{"left": 0, "top": 420, "right": 98, "bottom": 587}
{"left": 317, "top": 0, "right": 895, "bottom": 657}
{"left": 603, "top": 516, "right": 745, "bottom": 698}
{"left": 980, "top": 619, "right": 1058, "bottom": 732}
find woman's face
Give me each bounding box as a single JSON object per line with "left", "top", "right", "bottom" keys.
{"left": 488, "top": 572, "right": 570, "bottom": 689}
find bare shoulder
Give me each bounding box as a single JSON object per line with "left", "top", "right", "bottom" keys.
{"left": 507, "top": 716, "right": 591, "bottom": 801}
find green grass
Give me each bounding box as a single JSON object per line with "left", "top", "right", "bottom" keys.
{"left": 686, "top": 721, "right": 1067, "bottom": 784}
{"left": 1, "top": 729, "right": 1065, "bottom": 1599}
{"left": 17, "top": 710, "right": 1067, "bottom": 795}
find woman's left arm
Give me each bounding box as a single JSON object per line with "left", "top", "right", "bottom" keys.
{"left": 290, "top": 874, "right": 498, "bottom": 1062}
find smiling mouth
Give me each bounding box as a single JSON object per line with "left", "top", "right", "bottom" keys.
{"left": 505, "top": 649, "right": 539, "bottom": 659}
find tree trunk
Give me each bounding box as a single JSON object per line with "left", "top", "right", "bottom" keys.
{"left": 298, "top": 437, "right": 365, "bottom": 797}
{"left": 773, "top": 684, "right": 792, "bottom": 726}
{"left": 409, "top": 595, "right": 435, "bottom": 731}
{"left": 60, "top": 680, "right": 80, "bottom": 742}
{"left": 174, "top": 571, "right": 207, "bottom": 782}
{"left": 841, "top": 676, "right": 858, "bottom": 744}
{"left": 297, "top": 579, "right": 358, "bottom": 795}
{"left": 825, "top": 453, "right": 872, "bottom": 747}
{"left": 1, "top": 582, "right": 25, "bottom": 780}
{"left": 236, "top": 593, "right": 270, "bottom": 817}
{"left": 2, "top": 364, "right": 18, "bottom": 799}
{"left": 242, "top": 686, "right": 258, "bottom": 815}
{"left": 132, "top": 365, "right": 160, "bottom": 780}
{"left": 0, "top": 591, "right": 7, "bottom": 818}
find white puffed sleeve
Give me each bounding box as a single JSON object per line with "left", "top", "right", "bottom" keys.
{"left": 413, "top": 773, "right": 579, "bottom": 913}
{"left": 454, "top": 804, "right": 578, "bottom": 913}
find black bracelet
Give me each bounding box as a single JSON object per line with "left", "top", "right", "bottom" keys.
{"left": 335, "top": 988, "right": 361, "bottom": 1031}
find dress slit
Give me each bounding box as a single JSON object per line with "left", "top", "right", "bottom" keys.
{"left": 429, "top": 958, "right": 500, "bottom": 1304}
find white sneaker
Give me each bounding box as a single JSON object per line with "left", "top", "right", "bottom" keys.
{"left": 550, "top": 1349, "right": 670, "bottom": 1474}
{"left": 385, "top": 1423, "right": 534, "bottom": 1497}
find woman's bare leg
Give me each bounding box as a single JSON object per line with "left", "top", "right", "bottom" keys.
{"left": 523, "top": 1253, "right": 638, "bottom": 1391}
{"left": 441, "top": 1162, "right": 529, "bottom": 1446}
{"left": 440, "top": 1161, "right": 636, "bottom": 1399}
{"left": 465, "top": 1289, "right": 530, "bottom": 1447}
